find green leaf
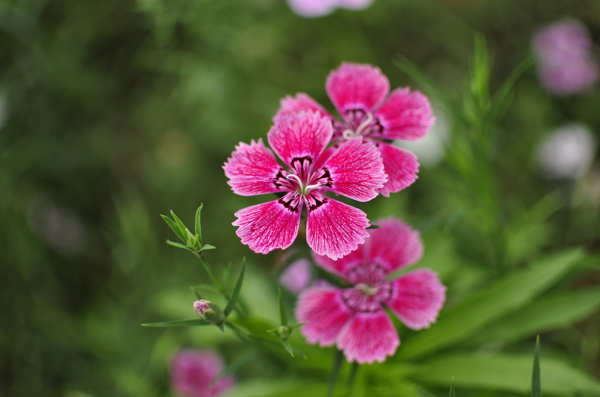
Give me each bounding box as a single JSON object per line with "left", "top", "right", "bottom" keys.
{"left": 161, "top": 214, "right": 187, "bottom": 243}
{"left": 195, "top": 203, "right": 203, "bottom": 243}
{"left": 190, "top": 286, "right": 203, "bottom": 300}
{"left": 278, "top": 289, "right": 287, "bottom": 326}
{"left": 465, "top": 287, "right": 600, "bottom": 346}
{"left": 141, "top": 319, "right": 209, "bottom": 327}
{"left": 399, "top": 249, "right": 584, "bottom": 360}
{"left": 411, "top": 353, "right": 600, "bottom": 396}
{"left": 491, "top": 57, "right": 534, "bottom": 121}
{"left": 166, "top": 240, "right": 190, "bottom": 250}
{"left": 170, "top": 210, "right": 190, "bottom": 244}
{"left": 532, "top": 336, "right": 541, "bottom": 397}
{"left": 280, "top": 338, "right": 294, "bottom": 357}
{"left": 224, "top": 260, "right": 245, "bottom": 316}
{"left": 288, "top": 322, "right": 307, "bottom": 330}
{"left": 199, "top": 244, "right": 216, "bottom": 251}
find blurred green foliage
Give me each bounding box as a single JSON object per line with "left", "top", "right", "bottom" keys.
{"left": 1, "top": 0, "right": 600, "bottom": 396}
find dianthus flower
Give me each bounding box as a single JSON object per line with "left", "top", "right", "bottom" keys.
{"left": 171, "top": 349, "right": 234, "bottom": 397}
{"left": 296, "top": 218, "right": 446, "bottom": 363}
{"left": 224, "top": 111, "right": 386, "bottom": 260}
{"left": 287, "top": 0, "right": 373, "bottom": 18}
{"left": 275, "top": 62, "right": 435, "bottom": 196}
{"left": 532, "top": 19, "right": 598, "bottom": 96}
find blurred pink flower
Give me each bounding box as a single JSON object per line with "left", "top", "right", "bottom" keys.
{"left": 171, "top": 350, "right": 234, "bottom": 397}
{"left": 533, "top": 19, "right": 598, "bottom": 96}
{"left": 287, "top": 0, "right": 373, "bottom": 18}
{"left": 275, "top": 62, "right": 435, "bottom": 196}
{"left": 280, "top": 258, "right": 312, "bottom": 294}
{"left": 224, "top": 111, "right": 386, "bottom": 259}
{"left": 296, "top": 218, "right": 446, "bottom": 363}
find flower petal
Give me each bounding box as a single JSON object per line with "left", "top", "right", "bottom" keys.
{"left": 274, "top": 93, "right": 335, "bottom": 123}
{"left": 376, "top": 142, "right": 419, "bottom": 196}
{"left": 375, "top": 87, "right": 435, "bottom": 140}
{"left": 306, "top": 195, "right": 370, "bottom": 260}
{"left": 323, "top": 137, "right": 386, "bottom": 201}
{"left": 326, "top": 63, "right": 390, "bottom": 117}
{"left": 296, "top": 287, "right": 353, "bottom": 346}
{"left": 223, "top": 139, "right": 284, "bottom": 196}
{"left": 387, "top": 269, "right": 446, "bottom": 330}
{"left": 337, "top": 309, "right": 399, "bottom": 364}
{"left": 368, "top": 217, "right": 424, "bottom": 273}
{"left": 311, "top": 247, "right": 366, "bottom": 281}
{"left": 233, "top": 197, "right": 301, "bottom": 254}
{"left": 279, "top": 258, "right": 312, "bottom": 295}
{"left": 268, "top": 112, "right": 333, "bottom": 168}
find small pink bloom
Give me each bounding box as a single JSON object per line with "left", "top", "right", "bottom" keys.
{"left": 275, "top": 62, "right": 435, "bottom": 196}
{"left": 533, "top": 19, "right": 598, "bottom": 96}
{"left": 171, "top": 349, "right": 234, "bottom": 397}
{"left": 296, "top": 218, "right": 446, "bottom": 363}
{"left": 224, "top": 112, "right": 386, "bottom": 260}
{"left": 280, "top": 258, "right": 313, "bottom": 294}
{"left": 287, "top": 0, "right": 373, "bottom": 18}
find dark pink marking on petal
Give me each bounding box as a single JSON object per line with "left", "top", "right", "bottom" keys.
{"left": 306, "top": 195, "right": 370, "bottom": 260}
{"left": 323, "top": 137, "right": 386, "bottom": 201}
{"left": 223, "top": 139, "right": 284, "bottom": 196}
{"left": 273, "top": 93, "right": 335, "bottom": 123}
{"left": 268, "top": 112, "right": 333, "bottom": 168}
{"left": 377, "top": 142, "right": 419, "bottom": 196}
{"left": 296, "top": 287, "right": 353, "bottom": 346}
{"left": 233, "top": 198, "right": 301, "bottom": 254}
{"left": 326, "top": 62, "right": 390, "bottom": 117}
{"left": 337, "top": 309, "right": 399, "bottom": 364}
{"left": 368, "top": 218, "right": 424, "bottom": 274}
{"left": 311, "top": 243, "right": 367, "bottom": 280}
{"left": 387, "top": 269, "right": 446, "bottom": 330}
{"left": 375, "top": 87, "right": 435, "bottom": 140}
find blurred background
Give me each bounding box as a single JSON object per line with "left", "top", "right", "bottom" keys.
{"left": 1, "top": 0, "right": 600, "bottom": 396}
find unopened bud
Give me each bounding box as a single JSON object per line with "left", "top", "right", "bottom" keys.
{"left": 268, "top": 325, "right": 290, "bottom": 339}
{"left": 193, "top": 300, "right": 225, "bottom": 325}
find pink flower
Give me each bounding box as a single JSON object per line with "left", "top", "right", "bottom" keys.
{"left": 171, "top": 349, "right": 234, "bottom": 397}
{"left": 280, "top": 258, "right": 313, "bottom": 294}
{"left": 275, "top": 62, "right": 435, "bottom": 196}
{"left": 287, "top": 0, "right": 374, "bottom": 18}
{"left": 224, "top": 111, "right": 386, "bottom": 260}
{"left": 532, "top": 19, "right": 598, "bottom": 96}
{"left": 296, "top": 218, "right": 446, "bottom": 363}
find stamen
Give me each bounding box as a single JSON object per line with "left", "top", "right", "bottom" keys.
{"left": 354, "top": 112, "right": 374, "bottom": 136}
{"left": 342, "top": 129, "right": 357, "bottom": 140}
{"left": 286, "top": 174, "right": 302, "bottom": 185}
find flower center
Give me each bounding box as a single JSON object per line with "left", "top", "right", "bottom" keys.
{"left": 339, "top": 109, "right": 384, "bottom": 140}
{"left": 341, "top": 281, "right": 393, "bottom": 313}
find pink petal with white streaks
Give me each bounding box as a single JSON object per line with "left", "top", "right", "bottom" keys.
{"left": 326, "top": 63, "right": 390, "bottom": 116}
{"left": 223, "top": 139, "right": 283, "bottom": 196}
{"left": 306, "top": 195, "right": 370, "bottom": 260}
{"left": 296, "top": 287, "right": 353, "bottom": 346}
{"left": 311, "top": 246, "right": 366, "bottom": 281}
{"left": 323, "top": 137, "right": 386, "bottom": 201}
{"left": 337, "top": 309, "right": 399, "bottom": 364}
{"left": 375, "top": 87, "right": 435, "bottom": 141}
{"left": 368, "top": 218, "right": 424, "bottom": 274}
{"left": 268, "top": 112, "right": 333, "bottom": 168}
{"left": 387, "top": 269, "right": 446, "bottom": 330}
{"left": 376, "top": 142, "right": 419, "bottom": 196}
{"left": 233, "top": 198, "right": 301, "bottom": 254}
{"left": 279, "top": 258, "right": 312, "bottom": 295}
{"left": 274, "top": 93, "right": 334, "bottom": 123}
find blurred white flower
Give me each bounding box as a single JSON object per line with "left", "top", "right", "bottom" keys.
{"left": 287, "top": 0, "right": 373, "bottom": 18}
{"left": 395, "top": 110, "right": 448, "bottom": 167}
{"left": 536, "top": 124, "right": 597, "bottom": 179}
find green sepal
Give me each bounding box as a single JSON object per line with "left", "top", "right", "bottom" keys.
{"left": 142, "top": 319, "right": 210, "bottom": 327}
{"left": 161, "top": 214, "right": 187, "bottom": 243}
{"left": 195, "top": 204, "right": 203, "bottom": 243}
{"left": 366, "top": 224, "right": 382, "bottom": 229}
{"left": 280, "top": 338, "right": 294, "bottom": 357}
{"left": 224, "top": 260, "right": 245, "bottom": 316}
{"left": 531, "top": 336, "right": 541, "bottom": 397}
{"left": 288, "top": 322, "right": 307, "bottom": 330}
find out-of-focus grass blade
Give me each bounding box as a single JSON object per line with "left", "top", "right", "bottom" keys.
{"left": 491, "top": 57, "right": 534, "bottom": 121}
{"left": 532, "top": 336, "right": 541, "bottom": 397}
{"left": 161, "top": 214, "right": 186, "bottom": 243}
{"left": 278, "top": 289, "right": 288, "bottom": 326}
{"left": 212, "top": 349, "right": 256, "bottom": 385}
{"left": 394, "top": 56, "right": 453, "bottom": 111}
{"left": 142, "top": 319, "right": 209, "bottom": 327}
{"left": 328, "top": 349, "right": 344, "bottom": 397}
{"left": 195, "top": 203, "right": 203, "bottom": 242}
{"left": 399, "top": 249, "right": 584, "bottom": 360}
{"left": 224, "top": 259, "right": 245, "bottom": 316}
{"left": 449, "top": 378, "right": 456, "bottom": 397}
{"left": 170, "top": 210, "right": 189, "bottom": 243}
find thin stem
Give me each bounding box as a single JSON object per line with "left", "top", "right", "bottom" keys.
{"left": 327, "top": 349, "right": 345, "bottom": 397}
{"left": 345, "top": 362, "right": 359, "bottom": 397}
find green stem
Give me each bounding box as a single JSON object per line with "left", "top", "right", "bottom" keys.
{"left": 327, "top": 349, "right": 345, "bottom": 397}
{"left": 345, "top": 362, "right": 359, "bottom": 397}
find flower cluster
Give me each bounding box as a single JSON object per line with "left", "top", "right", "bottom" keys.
{"left": 532, "top": 19, "right": 598, "bottom": 96}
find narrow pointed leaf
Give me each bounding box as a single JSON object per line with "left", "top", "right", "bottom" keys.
{"left": 224, "top": 260, "right": 246, "bottom": 316}
{"left": 195, "top": 204, "right": 203, "bottom": 242}
{"left": 288, "top": 322, "right": 308, "bottom": 330}
{"left": 170, "top": 210, "right": 190, "bottom": 244}
{"left": 449, "top": 378, "right": 455, "bottom": 397}
{"left": 328, "top": 349, "right": 344, "bottom": 397}
{"left": 161, "top": 215, "right": 187, "bottom": 243}
{"left": 532, "top": 336, "right": 541, "bottom": 397}
{"left": 281, "top": 338, "right": 294, "bottom": 357}
{"left": 199, "top": 244, "right": 216, "bottom": 251}
{"left": 491, "top": 57, "right": 534, "bottom": 120}
{"left": 166, "top": 240, "right": 190, "bottom": 250}
{"left": 190, "top": 286, "right": 203, "bottom": 300}
{"left": 279, "top": 289, "right": 288, "bottom": 326}
{"left": 142, "top": 319, "right": 209, "bottom": 327}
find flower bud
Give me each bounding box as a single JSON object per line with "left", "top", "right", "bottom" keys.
{"left": 193, "top": 300, "right": 225, "bottom": 325}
